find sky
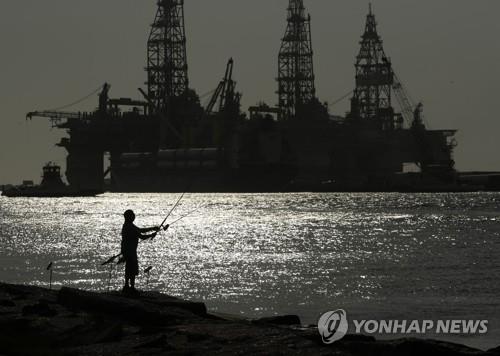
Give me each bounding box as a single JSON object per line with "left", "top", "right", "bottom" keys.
{"left": 0, "top": 0, "right": 499, "bottom": 184}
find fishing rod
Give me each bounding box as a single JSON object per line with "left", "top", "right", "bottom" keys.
{"left": 148, "top": 203, "right": 205, "bottom": 246}
{"left": 144, "top": 266, "right": 153, "bottom": 288}
{"left": 102, "top": 254, "right": 121, "bottom": 266}
{"left": 47, "top": 262, "right": 53, "bottom": 290}
{"left": 152, "top": 189, "right": 191, "bottom": 241}
{"left": 159, "top": 190, "right": 189, "bottom": 229}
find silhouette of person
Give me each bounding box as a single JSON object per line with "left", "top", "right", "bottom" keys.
{"left": 121, "top": 210, "right": 163, "bottom": 292}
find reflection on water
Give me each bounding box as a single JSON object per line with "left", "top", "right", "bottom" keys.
{"left": 1, "top": 192, "right": 499, "bottom": 349}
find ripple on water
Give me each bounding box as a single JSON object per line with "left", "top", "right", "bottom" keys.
{"left": 0, "top": 192, "right": 499, "bottom": 349}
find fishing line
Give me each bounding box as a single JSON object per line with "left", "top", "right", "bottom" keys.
{"left": 169, "top": 204, "right": 206, "bottom": 226}
{"left": 159, "top": 191, "right": 189, "bottom": 229}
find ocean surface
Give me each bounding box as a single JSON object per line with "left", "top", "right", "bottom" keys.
{"left": 0, "top": 192, "right": 499, "bottom": 349}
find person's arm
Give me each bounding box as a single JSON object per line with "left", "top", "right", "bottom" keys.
{"left": 140, "top": 224, "right": 170, "bottom": 240}
{"left": 140, "top": 231, "right": 157, "bottom": 240}
{"left": 139, "top": 226, "right": 161, "bottom": 233}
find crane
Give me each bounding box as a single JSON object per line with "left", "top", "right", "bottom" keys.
{"left": 392, "top": 71, "right": 426, "bottom": 128}
{"left": 26, "top": 84, "right": 111, "bottom": 127}
{"left": 206, "top": 58, "right": 241, "bottom": 115}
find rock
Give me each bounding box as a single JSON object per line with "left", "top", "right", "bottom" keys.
{"left": 388, "top": 338, "right": 487, "bottom": 356}
{"left": 487, "top": 346, "right": 500, "bottom": 355}
{"left": 0, "top": 283, "right": 50, "bottom": 299}
{"left": 58, "top": 287, "right": 171, "bottom": 325}
{"left": 133, "top": 334, "right": 173, "bottom": 350}
{"left": 253, "top": 314, "right": 302, "bottom": 326}
{"left": 0, "top": 299, "right": 16, "bottom": 307}
{"left": 136, "top": 290, "right": 208, "bottom": 317}
{"left": 22, "top": 301, "right": 57, "bottom": 317}
{"left": 60, "top": 321, "right": 123, "bottom": 346}
{"left": 57, "top": 287, "right": 206, "bottom": 326}
{"left": 0, "top": 317, "right": 53, "bottom": 354}
{"left": 301, "top": 328, "right": 376, "bottom": 346}
{"left": 341, "top": 334, "right": 377, "bottom": 343}
{"left": 0, "top": 283, "right": 498, "bottom": 355}
{"left": 336, "top": 338, "right": 487, "bottom": 356}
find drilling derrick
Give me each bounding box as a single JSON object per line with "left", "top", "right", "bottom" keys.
{"left": 147, "top": 0, "right": 189, "bottom": 112}
{"left": 350, "top": 5, "right": 395, "bottom": 129}
{"left": 278, "top": 0, "right": 316, "bottom": 120}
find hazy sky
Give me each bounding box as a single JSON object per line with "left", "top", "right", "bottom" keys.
{"left": 1, "top": 0, "right": 499, "bottom": 183}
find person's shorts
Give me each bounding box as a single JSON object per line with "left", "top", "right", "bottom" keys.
{"left": 124, "top": 254, "right": 139, "bottom": 277}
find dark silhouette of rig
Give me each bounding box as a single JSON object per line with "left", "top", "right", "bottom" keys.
{"left": 27, "top": 1, "right": 458, "bottom": 193}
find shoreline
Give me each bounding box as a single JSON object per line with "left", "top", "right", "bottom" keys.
{"left": 1, "top": 282, "right": 498, "bottom": 355}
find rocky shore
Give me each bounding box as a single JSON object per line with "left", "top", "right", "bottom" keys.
{"left": 0, "top": 282, "right": 498, "bottom": 355}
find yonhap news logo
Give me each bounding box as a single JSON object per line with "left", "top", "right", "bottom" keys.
{"left": 318, "top": 309, "right": 349, "bottom": 344}
{"left": 318, "top": 309, "right": 488, "bottom": 344}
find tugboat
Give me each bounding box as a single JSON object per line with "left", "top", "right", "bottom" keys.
{"left": 1, "top": 163, "right": 101, "bottom": 197}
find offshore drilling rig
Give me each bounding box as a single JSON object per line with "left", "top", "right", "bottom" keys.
{"left": 27, "top": 0, "right": 458, "bottom": 193}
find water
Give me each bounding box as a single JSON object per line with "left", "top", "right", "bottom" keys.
{"left": 1, "top": 193, "right": 499, "bottom": 349}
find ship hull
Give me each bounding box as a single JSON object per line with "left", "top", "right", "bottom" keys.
{"left": 2, "top": 187, "right": 101, "bottom": 198}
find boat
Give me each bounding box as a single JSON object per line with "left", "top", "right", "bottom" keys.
{"left": 1, "top": 163, "right": 101, "bottom": 197}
